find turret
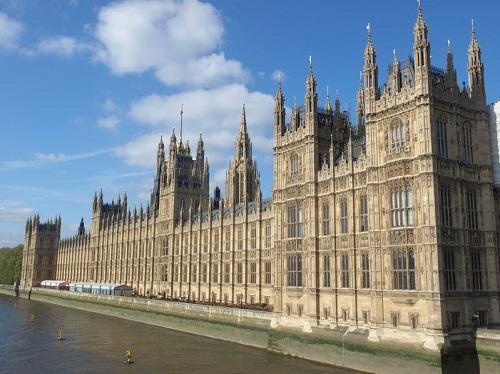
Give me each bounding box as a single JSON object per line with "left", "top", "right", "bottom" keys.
{"left": 356, "top": 72, "right": 365, "bottom": 130}
{"left": 157, "top": 136, "right": 165, "bottom": 170}
{"left": 445, "top": 40, "right": 458, "bottom": 92}
{"left": 235, "top": 104, "right": 252, "bottom": 161}
{"left": 304, "top": 57, "right": 318, "bottom": 130}
{"left": 169, "top": 128, "right": 177, "bottom": 160}
{"left": 413, "top": 2, "right": 430, "bottom": 94}
{"left": 78, "top": 218, "right": 85, "bottom": 236}
{"left": 324, "top": 86, "right": 332, "bottom": 114}
{"left": 467, "top": 21, "right": 485, "bottom": 102}
{"left": 197, "top": 133, "right": 205, "bottom": 162}
{"left": 274, "top": 77, "right": 286, "bottom": 136}
{"left": 212, "top": 185, "right": 221, "bottom": 210}
{"left": 390, "top": 49, "right": 401, "bottom": 94}
{"left": 363, "top": 23, "right": 379, "bottom": 104}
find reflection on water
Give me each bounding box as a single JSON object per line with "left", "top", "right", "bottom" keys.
{"left": 0, "top": 294, "right": 353, "bottom": 373}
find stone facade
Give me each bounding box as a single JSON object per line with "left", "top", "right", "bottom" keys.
{"left": 21, "top": 5, "right": 500, "bottom": 351}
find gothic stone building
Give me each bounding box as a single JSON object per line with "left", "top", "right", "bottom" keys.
{"left": 21, "top": 6, "right": 499, "bottom": 350}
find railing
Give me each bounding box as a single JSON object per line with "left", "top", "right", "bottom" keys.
{"left": 30, "top": 287, "right": 275, "bottom": 322}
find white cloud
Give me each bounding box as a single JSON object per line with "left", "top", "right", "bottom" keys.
{"left": 115, "top": 84, "right": 275, "bottom": 191}
{"left": 0, "top": 11, "right": 23, "bottom": 50}
{"left": 97, "top": 115, "right": 120, "bottom": 131}
{"left": 94, "top": 0, "right": 248, "bottom": 87}
{"left": 0, "top": 206, "right": 33, "bottom": 222}
{"left": 32, "top": 35, "right": 91, "bottom": 57}
{"left": 102, "top": 97, "right": 117, "bottom": 113}
{"left": 271, "top": 70, "right": 285, "bottom": 82}
{"left": 0, "top": 148, "right": 114, "bottom": 172}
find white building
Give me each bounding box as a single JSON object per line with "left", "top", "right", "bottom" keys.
{"left": 489, "top": 100, "right": 500, "bottom": 185}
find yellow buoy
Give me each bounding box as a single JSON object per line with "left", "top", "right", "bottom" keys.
{"left": 57, "top": 329, "right": 65, "bottom": 341}
{"left": 125, "top": 348, "right": 134, "bottom": 364}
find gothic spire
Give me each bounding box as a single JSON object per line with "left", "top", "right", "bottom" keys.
{"left": 236, "top": 104, "right": 252, "bottom": 160}
{"left": 467, "top": 19, "right": 485, "bottom": 100}
{"left": 305, "top": 56, "right": 317, "bottom": 114}
{"left": 274, "top": 80, "right": 285, "bottom": 135}
{"left": 157, "top": 135, "right": 165, "bottom": 169}
{"left": 363, "top": 23, "right": 378, "bottom": 99}
{"left": 413, "top": 0, "right": 430, "bottom": 69}
{"left": 325, "top": 85, "right": 332, "bottom": 113}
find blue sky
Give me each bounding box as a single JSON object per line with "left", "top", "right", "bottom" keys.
{"left": 0, "top": 0, "right": 499, "bottom": 246}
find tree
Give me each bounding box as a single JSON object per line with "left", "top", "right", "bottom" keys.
{"left": 0, "top": 245, "right": 23, "bottom": 285}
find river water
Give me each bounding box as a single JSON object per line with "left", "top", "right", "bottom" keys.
{"left": 0, "top": 294, "right": 353, "bottom": 373}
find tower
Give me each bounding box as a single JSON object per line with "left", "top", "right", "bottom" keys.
{"left": 158, "top": 116, "right": 210, "bottom": 226}
{"left": 20, "top": 214, "right": 61, "bottom": 287}
{"left": 226, "top": 104, "right": 261, "bottom": 206}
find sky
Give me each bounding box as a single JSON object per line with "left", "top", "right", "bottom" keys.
{"left": 0, "top": 0, "right": 499, "bottom": 246}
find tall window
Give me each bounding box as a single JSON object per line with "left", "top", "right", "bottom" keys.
{"left": 287, "top": 205, "right": 303, "bottom": 238}
{"left": 224, "top": 228, "right": 230, "bottom": 252}
{"left": 182, "top": 264, "right": 188, "bottom": 282}
{"left": 437, "top": 119, "right": 448, "bottom": 158}
{"left": 264, "top": 261, "right": 272, "bottom": 284}
{"left": 265, "top": 221, "right": 272, "bottom": 248}
{"left": 183, "top": 236, "right": 188, "bottom": 254}
{"left": 361, "top": 252, "right": 370, "bottom": 288}
{"left": 390, "top": 185, "right": 414, "bottom": 227}
{"left": 443, "top": 248, "right": 456, "bottom": 291}
{"left": 212, "top": 263, "right": 219, "bottom": 283}
{"left": 250, "top": 223, "right": 257, "bottom": 249}
{"left": 237, "top": 262, "right": 243, "bottom": 284}
{"left": 203, "top": 231, "right": 208, "bottom": 253}
{"left": 392, "top": 249, "right": 416, "bottom": 290}
{"left": 287, "top": 255, "right": 302, "bottom": 287}
{"left": 250, "top": 262, "right": 257, "bottom": 284}
{"left": 463, "top": 126, "right": 473, "bottom": 164}
{"left": 391, "top": 120, "right": 406, "bottom": 153}
{"left": 290, "top": 154, "right": 300, "bottom": 175}
{"left": 360, "top": 195, "right": 368, "bottom": 232}
{"left": 238, "top": 226, "right": 244, "bottom": 250}
{"left": 470, "top": 248, "right": 483, "bottom": 290}
{"left": 161, "top": 265, "right": 168, "bottom": 282}
{"left": 440, "top": 186, "right": 453, "bottom": 227}
{"left": 322, "top": 203, "right": 330, "bottom": 236}
{"left": 202, "top": 264, "right": 207, "bottom": 283}
{"left": 341, "top": 254, "right": 349, "bottom": 287}
{"left": 466, "top": 190, "right": 478, "bottom": 229}
{"left": 223, "top": 263, "right": 230, "bottom": 283}
{"left": 191, "top": 264, "right": 197, "bottom": 283}
{"left": 213, "top": 231, "right": 219, "bottom": 253}
{"left": 161, "top": 238, "right": 169, "bottom": 256}
{"left": 323, "top": 255, "right": 331, "bottom": 287}
{"left": 340, "top": 199, "right": 348, "bottom": 234}
{"left": 174, "top": 264, "right": 179, "bottom": 282}
{"left": 192, "top": 233, "right": 198, "bottom": 254}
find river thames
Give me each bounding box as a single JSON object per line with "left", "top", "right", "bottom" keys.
{"left": 0, "top": 294, "right": 354, "bottom": 373}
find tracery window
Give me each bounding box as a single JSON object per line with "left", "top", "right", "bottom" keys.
{"left": 390, "top": 119, "right": 407, "bottom": 153}
{"left": 390, "top": 185, "right": 413, "bottom": 227}
{"left": 290, "top": 153, "right": 300, "bottom": 175}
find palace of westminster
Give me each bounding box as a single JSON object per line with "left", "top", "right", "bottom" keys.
{"left": 20, "top": 5, "right": 500, "bottom": 349}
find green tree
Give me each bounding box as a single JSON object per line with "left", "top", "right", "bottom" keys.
{"left": 0, "top": 245, "right": 23, "bottom": 285}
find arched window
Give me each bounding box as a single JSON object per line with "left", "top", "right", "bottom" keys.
{"left": 390, "top": 119, "right": 406, "bottom": 154}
